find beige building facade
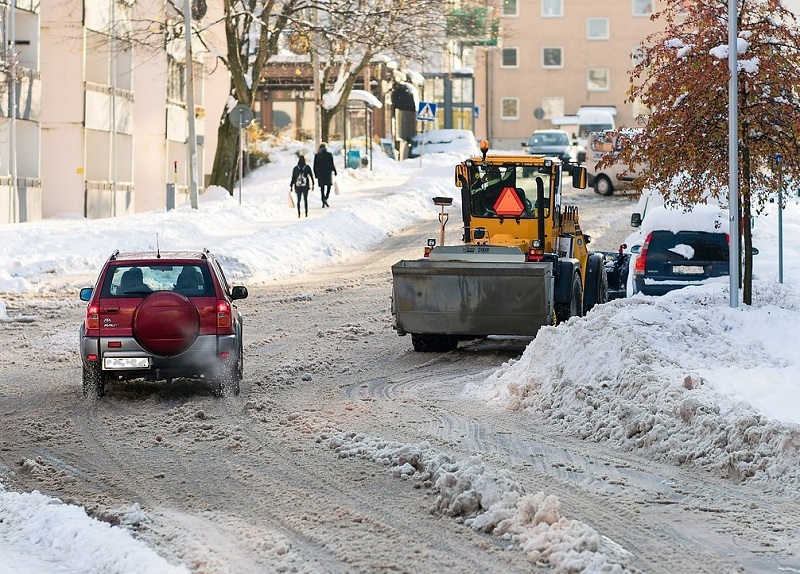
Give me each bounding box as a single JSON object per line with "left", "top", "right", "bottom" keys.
{"left": 1, "top": 0, "right": 228, "bottom": 223}
{"left": 471, "top": 0, "right": 664, "bottom": 149}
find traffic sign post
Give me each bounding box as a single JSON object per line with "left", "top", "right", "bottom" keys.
{"left": 227, "top": 104, "right": 254, "bottom": 205}
{"left": 534, "top": 107, "right": 545, "bottom": 129}
{"left": 416, "top": 101, "right": 436, "bottom": 122}
{"left": 416, "top": 101, "right": 437, "bottom": 167}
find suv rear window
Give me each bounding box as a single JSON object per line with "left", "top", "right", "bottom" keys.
{"left": 101, "top": 264, "right": 214, "bottom": 298}
{"left": 646, "top": 231, "right": 729, "bottom": 263}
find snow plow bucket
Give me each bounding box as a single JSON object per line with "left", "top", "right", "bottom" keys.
{"left": 391, "top": 259, "right": 553, "bottom": 338}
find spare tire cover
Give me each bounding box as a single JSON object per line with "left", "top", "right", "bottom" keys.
{"left": 133, "top": 292, "right": 200, "bottom": 356}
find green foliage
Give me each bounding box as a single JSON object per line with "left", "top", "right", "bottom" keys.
{"left": 446, "top": 6, "right": 496, "bottom": 40}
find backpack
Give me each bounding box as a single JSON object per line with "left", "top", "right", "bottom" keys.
{"left": 295, "top": 168, "right": 308, "bottom": 188}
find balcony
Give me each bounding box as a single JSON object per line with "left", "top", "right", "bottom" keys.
{"left": 84, "top": 81, "right": 134, "bottom": 134}
{"left": 0, "top": 66, "right": 41, "bottom": 121}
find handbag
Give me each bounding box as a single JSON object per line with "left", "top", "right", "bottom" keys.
{"left": 333, "top": 179, "right": 340, "bottom": 195}
{"left": 288, "top": 190, "right": 295, "bottom": 208}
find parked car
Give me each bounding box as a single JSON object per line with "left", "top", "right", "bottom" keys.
{"left": 625, "top": 205, "right": 732, "bottom": 297}
{"left": 409, "top": 129, "right": 479, "bottom": 158}
{"left": 521, "top": 129, "right": 578, "bottom": 165}
{"left": 78, "top": 249, "right": 248, "bottom": 398}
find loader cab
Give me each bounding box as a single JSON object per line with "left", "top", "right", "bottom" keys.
{"left": 467, "top": 163, "right": 554, "bottom": 220}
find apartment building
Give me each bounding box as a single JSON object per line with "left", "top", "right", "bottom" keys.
{"left": 0, "top": 0, "right": 41, "bottom": 223}
{"left": 0, "top": 0, "right": 227, "bottom": 223}
{"left": 471, "top": 0, "right": 664, "bottom": 149}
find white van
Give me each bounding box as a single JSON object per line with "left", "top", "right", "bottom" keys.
{"left": 551, "top": 107, "right": 615, "bottom": 163}
{"left": 586, "top": 129, "right": 642, "bottom": 196}
{"left": 574, "top": 109, "right": 615, "bottom": 148}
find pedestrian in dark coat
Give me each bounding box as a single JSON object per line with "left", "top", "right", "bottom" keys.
{"left": 313, "top": 142, "right": 337, "bottom": 208}
{"left": 290, "top": 156, "right": 314, "bottom": 218}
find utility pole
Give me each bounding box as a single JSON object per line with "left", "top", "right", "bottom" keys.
{"left": 110, "top": 0, "right": 117, "bottom": 216}
{"left": 312, "top": 5, "right": 322, "bottom": 148}
{"left": 728, "top": 0, "right": 739, "bottom": 308}
{"left": 184, "top": 0, "right": 199, "bottom": 209}
{"left": 9, "top": 0, "right": 19, "bottom": 221}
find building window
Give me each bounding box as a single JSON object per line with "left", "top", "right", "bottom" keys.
{"left": 542, "top": 47, "right": 563, "bottom": 68}
{"left": 587, "top": 68, "right": 610, "bottom": 91}
{"left": 502, "top": 0, "right": 518, "bottom": 17}
{"left": 541, "top": 97, "right": 565, "bottom": 119}
{"left": 587, "top": 18, "right": 609, "bottom": 40}
{"left": 542, "top": 0, "right": 563, "bottom": 17}
{"left": 500, "top": 97, "right": 519, "bottom": 120}
{"left": 633, "top": 0, "right": 655, "bottom": 16}
{"left": 167, "top": 55, "right": 186, "bottom": 103}
{"left": 501, "top": 48, "right": 518, "bottom": 68}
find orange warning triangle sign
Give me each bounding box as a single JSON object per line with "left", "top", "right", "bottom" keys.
{"left": 494, "top": 187, "right": 525, "bottom": 216}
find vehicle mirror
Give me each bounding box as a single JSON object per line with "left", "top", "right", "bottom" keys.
{"left": 231, "top": 286, "right": 248, "bottom": 300}
{"left": 571, "top": 166, "right": 587, "bottom": 189}
{"left": 630, "top": 213, "right": 642, "bottom": 227}
{"left": 751, "top": 247, "right": 759, "bottom": 255}
{"left": 630, "top": 245, "right": 641, "bottom": 254}
{"left": 79, "top": 287, "right": 93, "bottom": 301}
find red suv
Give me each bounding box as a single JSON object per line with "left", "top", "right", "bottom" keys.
{"left": 79, "top": 249, "right": 248, "bottom": 398}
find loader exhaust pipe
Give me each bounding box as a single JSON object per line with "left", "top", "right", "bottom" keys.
{"left": 536, "top": 177, "right": 546, "bottom": 250}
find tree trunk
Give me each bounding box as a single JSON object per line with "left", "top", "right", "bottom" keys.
{"left": 209, "top": 118, "right": 241, "bottom": 193}
{"left": 320, "top": 107, "right": 333, "bottom": 143}
{"left": 741, "top": 146, "right": 753, "bottom": 305}
{"left": 742, "top": 193, "right": 753, "bottom": 305}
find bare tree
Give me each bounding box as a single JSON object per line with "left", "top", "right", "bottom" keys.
{"left": 305, "top": 0, "right": 447, "bottom": 143}
{"left": 615, "top": 0, "right": 800, "bottom": 305}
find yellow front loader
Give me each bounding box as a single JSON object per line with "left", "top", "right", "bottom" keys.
{"left": 391, "top": 142, "right": 609, "bottom": 352}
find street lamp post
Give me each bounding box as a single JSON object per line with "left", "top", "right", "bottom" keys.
{"left": 728, "top": 0, "right": 739, "bottom": 307}
{"left": 184, "top": 0, "right": 199, "bottom": 209}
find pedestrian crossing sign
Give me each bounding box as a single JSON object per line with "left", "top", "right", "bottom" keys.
{"left": 416, "top": 101, "right": 437, "bottom": 122}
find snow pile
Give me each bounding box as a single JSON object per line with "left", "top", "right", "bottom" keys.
{"left": 464, "top": 283, "right": 800, "bottom": 494}
{"left": 0, "top": 485, "right": 188, "bottom": 574}
{"left": 327, "top": 432, "right": 632, "bottom": 573}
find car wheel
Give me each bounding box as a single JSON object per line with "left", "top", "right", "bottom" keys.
{"left": 210, "top": 355, "right": 239, "bottom": 398}
{"left": 594, "top": 176, "right": 614, "bottom": 196}
{"left": 82, "top": 363, "right": 105, "bottom": 398}
{"left": 133, "top": 292, "right": 200, "bottom": 356}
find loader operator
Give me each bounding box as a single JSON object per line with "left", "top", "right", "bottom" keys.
{"left": 471, "top": 166, "right": 528, "bottom": 217}
{"left": 472, "top": 166, "right": 514, "bottom": 216}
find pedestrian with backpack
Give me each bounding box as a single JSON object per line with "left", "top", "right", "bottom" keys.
{"left": 290, "top": 155, "right": 314, "bottom": 218}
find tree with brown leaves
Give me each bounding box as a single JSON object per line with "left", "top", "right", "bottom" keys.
{"left": 616, "top": 0, "right": 800, "bottom": 305}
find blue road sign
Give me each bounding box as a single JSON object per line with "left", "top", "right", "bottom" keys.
{"left": 417, "top": 101, "right": 437, "bottom": 122}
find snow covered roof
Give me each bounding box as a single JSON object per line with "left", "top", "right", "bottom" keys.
{"left": 347, "top": 89, "right": 382, "bottom": 109}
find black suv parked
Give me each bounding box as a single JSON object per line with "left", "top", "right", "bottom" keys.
{"left": 631, "top": 230, "right": 729, "bottom": 296}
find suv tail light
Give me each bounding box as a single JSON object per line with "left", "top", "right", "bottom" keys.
{"left": 86, "top": 303, "right": 100, "bottom": 330}
{"left": 216, "top": 300, "right": 232, "bottom": 329}
{"left": 634, "top": 232, "right": 653, "bottom": 276}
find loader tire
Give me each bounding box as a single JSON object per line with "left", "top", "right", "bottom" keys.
{"left": 411, "top": 334, "right": 459, "bottom": 352}
{"left": 555, "top": 273, "right": 583, "bottom": 324}
{"left": 583, "top": 255, "right": 609, "bottom": 314}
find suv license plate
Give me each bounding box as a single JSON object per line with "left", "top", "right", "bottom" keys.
{"left": 673, "top": 265, "right": 704, "bottom": 275}
{"left": 104, "top": 357, "right": 150, "bottom": 370}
